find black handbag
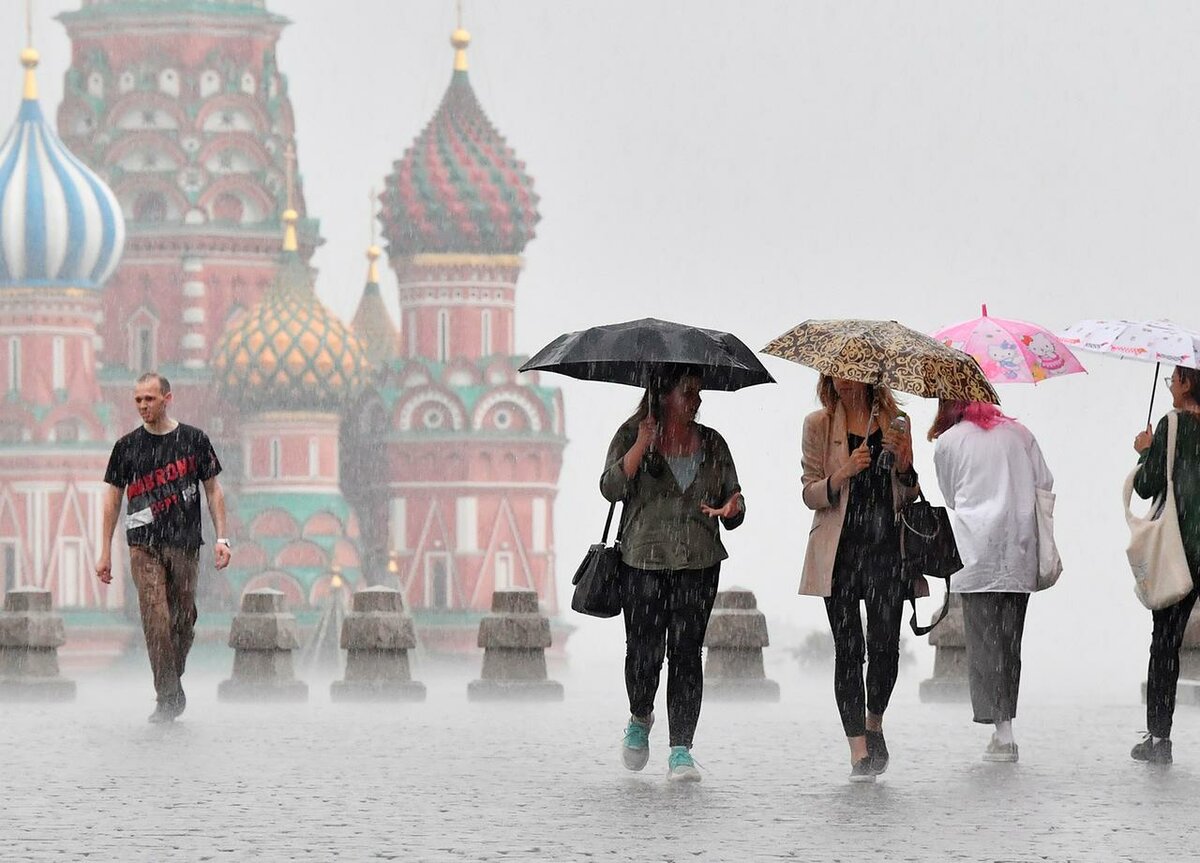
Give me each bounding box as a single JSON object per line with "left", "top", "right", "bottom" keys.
{"left": 899, "top": 491, "right": 963, "bottom": 636}
{"left": 570, "top": 501, "right": 626, "bottom": 618}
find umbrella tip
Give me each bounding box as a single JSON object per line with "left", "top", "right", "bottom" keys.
{"left": 981, "top": 303, "right": 988, "bottom": 317}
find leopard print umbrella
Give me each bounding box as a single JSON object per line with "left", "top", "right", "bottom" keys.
{"left": 762, "top": 319, "right": 1000, "bottom": 404}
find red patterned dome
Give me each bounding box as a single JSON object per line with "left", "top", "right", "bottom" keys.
{"left": 380, "top": 29, "right": 540, "bottom": 256}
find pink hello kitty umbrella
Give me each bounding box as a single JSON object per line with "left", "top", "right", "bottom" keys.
{"left": 932, "top": 305, "right": 1087, "bottom": 386}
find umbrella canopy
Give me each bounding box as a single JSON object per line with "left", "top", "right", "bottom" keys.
{"left": 1058, "top": 319, "right": 1200, "bottom": 369}
{"left": 1058, "top": 318, "right": 1200, "bottom": 424}
{"left": 933, "top": 305, "right": 1086, "bottom": 384}
{"left": 519, "top": 317, "right": 775, "bottom": 391}
{"left": 762, "top": 319, "right": 1000, "bottom": 404}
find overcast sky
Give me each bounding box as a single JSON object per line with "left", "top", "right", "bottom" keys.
{"left": 6, "top": 1, "right": 1200, "bottom": 698}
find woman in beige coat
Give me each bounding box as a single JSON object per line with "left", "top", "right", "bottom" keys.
{"left": 801, "top": 375, "right": 920, "bottom": 782}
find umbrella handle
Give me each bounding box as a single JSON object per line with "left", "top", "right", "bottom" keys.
{"left": 1147, "top": 362, "right": 1160, "bottom": 428}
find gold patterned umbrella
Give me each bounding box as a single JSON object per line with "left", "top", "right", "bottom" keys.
{"left": 762, "top": 319, "right": 1000, "bottom": 404}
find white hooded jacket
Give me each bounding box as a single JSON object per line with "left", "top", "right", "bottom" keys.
{"left": 933, "top": 419, "right": 1053, "bottom": 593}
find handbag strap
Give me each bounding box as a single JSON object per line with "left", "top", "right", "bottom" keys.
{"left": 907, "top": 587, "right": 950, "bottom": 637}
{"left": 600, "top": 500, "right": 628, "bottom": 544}
{"left": 1166, "top": 410, "right": 1179, "bottom": 486}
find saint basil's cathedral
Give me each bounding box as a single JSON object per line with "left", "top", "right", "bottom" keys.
{"left": 0, "top": 0, "right": 566, "bottom": 663}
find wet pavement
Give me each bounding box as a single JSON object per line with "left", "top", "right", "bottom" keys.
{"left": 0, "top": 659, "right": 1194, "bottom": 862}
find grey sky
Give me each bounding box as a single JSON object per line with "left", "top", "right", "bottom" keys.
{"left": 6, "top": 1, "right": 1199, "bottom": 697}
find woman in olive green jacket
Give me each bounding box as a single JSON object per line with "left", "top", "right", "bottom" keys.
{"left": 600, "top": 369, "right": 744, "bottom": 782}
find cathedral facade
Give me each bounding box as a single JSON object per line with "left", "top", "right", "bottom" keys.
{"left": 0, "top": 0, "right": 565, "bottom": 658}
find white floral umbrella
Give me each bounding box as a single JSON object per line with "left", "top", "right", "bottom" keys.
{"left": 1059, "top": 318, "right": 1200, "bottom": 422}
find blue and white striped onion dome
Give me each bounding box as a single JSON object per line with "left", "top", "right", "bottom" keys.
{"left": 0, "top": 49, "right": 124, "bottom": 290}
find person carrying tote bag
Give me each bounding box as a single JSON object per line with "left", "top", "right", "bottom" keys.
{"left": 1129, "top": 366, "right": 1200, "bottom": 766}
{"left": 930, "top": 400, "right": 1053, "bottom": 764}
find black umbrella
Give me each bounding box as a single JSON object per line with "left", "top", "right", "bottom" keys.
{"left": 519, "top": 317, "right": 775, "bottom": 392}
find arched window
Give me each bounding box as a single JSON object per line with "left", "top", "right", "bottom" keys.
{"left": 54, "top": 420, "right": 79, "bottom": 443}
{"left": 130, "top": 325, "right": 154, "bottom": 373}
{"left": 437, "top": 309, "right": 451, "bottom": 362}
{"left": 7, "top": 337, "right": 20, "bottom": 393}
{"left": 212, "top": 193, "right": 244, "bottom": 224}
{"left": 481, "top": 309, "right": 493, "bottom": 357}
{"left": 134, "top": 192, "right": 167, "bottom": 223}
{"left": 52, "top": 337, "right": 65, "bottom": 391}
{"left": 308, "top": 436, "right": 319, "bottom": 478}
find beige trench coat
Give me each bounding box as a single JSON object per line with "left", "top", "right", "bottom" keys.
{"left": 798, "top": 404, "right": 924, "bottom": 597}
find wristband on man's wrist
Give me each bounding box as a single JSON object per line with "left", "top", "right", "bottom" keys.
{"left": 216, "top": 537, "right": 231, "bottom": 548}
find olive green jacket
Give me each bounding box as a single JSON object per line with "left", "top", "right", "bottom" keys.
{"left": 1136, "top": 410, "right": 1200, "bottom": 578}
{"left": 600, "top": 421, "right": 744, "bottom": 571}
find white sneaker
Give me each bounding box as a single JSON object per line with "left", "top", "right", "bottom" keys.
{"left": 621, "top": 713, "right": 653, "bottom": 771}
{"left": 666, "top": 746, "right": 702, "bottom": 782}
{"left": 982, "top": 735, "right": 1019, "bottom": 763}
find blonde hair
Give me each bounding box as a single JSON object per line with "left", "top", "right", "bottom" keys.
{"left": 816, "top": 375, "right": 900, "bottom": 426}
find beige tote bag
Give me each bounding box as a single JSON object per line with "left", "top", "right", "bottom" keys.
{"left": 1035, "top": 487, "right": 1063, "bottom": 591}
{"left": 1123, "top": 410, "right": 1194, "bottom": 610}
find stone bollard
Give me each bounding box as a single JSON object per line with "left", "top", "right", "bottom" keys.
{"left": 919, "top": 594, "right": 969, "bottom": 703}
{"left": 331, "top": 586, "right": 425, "bottom": 702}
{"left": 0, "top": 588, "right": 75, "bottom": 701}
{"left": 218, "top": 588, "right": 308, "bottom": 702}
{"left": 703, "top": 587, "right": 780, "bottom": 701}
{"left": 467, "top": 589, "right": 563, "bottom": 702}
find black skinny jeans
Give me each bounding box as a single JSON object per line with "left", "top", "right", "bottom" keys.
{"left": 1147, "top": 587, "right": 1199, "bottom": 739}
{"left": 622, "top": 563, "right": 721, "bottom": 748}
{"left": 823, "top": 546, "right": 906, "bottom": 738}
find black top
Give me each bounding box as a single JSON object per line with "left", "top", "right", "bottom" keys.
{"left": 104, "top": 423, "right": 222, "bottom": 550}
{"left": 842, "top": 429, "right": 901, "bottom": 547}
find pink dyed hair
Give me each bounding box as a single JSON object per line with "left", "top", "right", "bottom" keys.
{"left": 927, "top": 400, "right": 1014, "bottom": 440}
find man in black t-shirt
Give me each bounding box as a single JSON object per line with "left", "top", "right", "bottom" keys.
{"left": 97, "top": 372, "right": 231, "bottom": 723}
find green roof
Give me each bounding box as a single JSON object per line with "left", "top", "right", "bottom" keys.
{"left": 59, "top": 1, "right": 288, "bottom": 25}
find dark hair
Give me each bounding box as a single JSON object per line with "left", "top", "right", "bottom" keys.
{"left": 625, "top": 366, "right": 702, "bottom": 425}
{"left": 1176, "top": 366, "right": 1200, "bottom": 407}
{"left": 624, "top": 366, "right": 702, "bottom": 479}
{"left": 136, "top": 371, "right": 171, "bottom": 396}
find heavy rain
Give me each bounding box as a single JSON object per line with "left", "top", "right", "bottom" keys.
{"left": 2, "top": 1, "right": 1200, "bottom": 861}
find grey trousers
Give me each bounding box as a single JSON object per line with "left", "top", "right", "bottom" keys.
{"left": 961, "top": 592, "right": 1030, "bottom": 724}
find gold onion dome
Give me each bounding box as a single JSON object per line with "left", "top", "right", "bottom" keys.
{"left": 213, "top": 250, "right": 371, "bottom": 412}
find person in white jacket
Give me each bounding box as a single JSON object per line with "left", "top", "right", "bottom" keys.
{"left": 930, "top": 400, "right": 1053, "bottom": 763}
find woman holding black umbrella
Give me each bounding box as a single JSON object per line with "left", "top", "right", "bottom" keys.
{"left": 600, "top": 367, "right": 745, "bottom": 783}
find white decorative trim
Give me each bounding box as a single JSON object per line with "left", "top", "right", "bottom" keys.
{"left": 181, "top": 333, "right": 206, "bottom": 349}
{"left": 472, "top": 390, "right": 544, "bottom": 433}
{"left": 182, "top": 307, "right": 206, "bottom": 324}
{"left": 396, "top": 390, "right": 466, "bottom": 432}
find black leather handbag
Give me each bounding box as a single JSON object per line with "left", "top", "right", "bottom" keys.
{"left": 570, "top": 501, "right": 625, "bottom": 618}
{"left": 899, "top": 492, "right": 963, "bottom": 635}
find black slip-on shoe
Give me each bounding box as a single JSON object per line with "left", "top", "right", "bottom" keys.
{"left": 849, "top": 757, "right": 877, "bottom": 784}
{"left": 865, "top": 730, "right": 889, "bottom": 775}
{"left": 1131, "top": 734, "right": 1172, "bottom": 764}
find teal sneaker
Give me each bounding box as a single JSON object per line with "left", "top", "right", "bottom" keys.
{"left": 667, "top": 746, "right": 701, "bottom": 783}
{"left": 621, "top": 714, "right": 653, "bottom": 771}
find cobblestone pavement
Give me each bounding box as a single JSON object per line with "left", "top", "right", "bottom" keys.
{"left": 1, "top": 660, "right": 1196, "bottom": 863}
